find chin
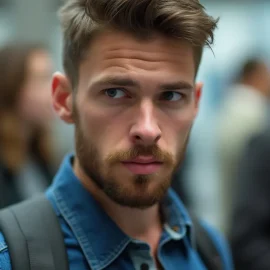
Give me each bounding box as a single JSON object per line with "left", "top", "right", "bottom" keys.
{"left": 105, "top": 180, "right": 169, "bottom": 209}
{"left": 112, "top": 194, "right": 163, "bottom": 209}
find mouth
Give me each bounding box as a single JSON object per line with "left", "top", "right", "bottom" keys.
{"left": 121, "top": 156, "right": 163, "bottom": 175}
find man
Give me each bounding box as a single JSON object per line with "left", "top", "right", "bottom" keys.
{"left": 0, "top": 0, "right": 233, "bottom": 269}
{"left": 217, "top": 59, "right": 270, "bottom": 234}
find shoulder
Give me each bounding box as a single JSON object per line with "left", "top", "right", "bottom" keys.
{"left": 200, "top": 220, "right": 234, "bottom": 270}
{"left": 0, "top": 232, "right": 12, "bottom": 270}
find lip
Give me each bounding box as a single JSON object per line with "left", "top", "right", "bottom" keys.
{"left": 125, "top": 156, "right": 161, "bottom": 164}
{"left": 122, "top": 157, "right": 163, "bottom": 175}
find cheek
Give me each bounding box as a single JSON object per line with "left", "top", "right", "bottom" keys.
{"left": 78, "top": 100, "right": 126, "bottom": 158}
{"left": 175, "top": 110, "right": 194, "bottom": 140}
{"left": 81, "top": 90, "right": 133, "bottom": 135}
{"left": 174, "top": 104, "right": 196, "bottom": 130}
{"left": 161, "top": 108, "right": 194, "bottom": 153}
{"left": 82, "top": 105, "right": 117, "bottom": 136}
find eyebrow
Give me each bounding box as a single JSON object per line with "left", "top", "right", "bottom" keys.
{"left": 160, "top": 81, "right": 194, "bottom": 91}
{"left": 91, "top": 75, "right": 139, "bottom": 88}
{"left": 90, "top": 75, "right": 194, "bottom": 91}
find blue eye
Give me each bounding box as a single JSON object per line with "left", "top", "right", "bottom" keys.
{"left": 162, "top": 91, "right": 183, "bottom": 101}
{"left": 105, "top": 88, "right": 126, "bottom": 99}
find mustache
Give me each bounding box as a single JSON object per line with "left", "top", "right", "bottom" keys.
{"left": 106, "top": 145, "right": 174, "bottom": 164}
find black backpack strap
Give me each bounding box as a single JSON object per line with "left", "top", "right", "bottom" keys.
{"left": 0, "top": 194, "right": 69, "bottom": 270}
{"left": 190, "top": 213, "right": 224, "bottom": 270}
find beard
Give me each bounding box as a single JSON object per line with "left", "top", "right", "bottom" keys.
{"left": 74, "top": 113, "right": 189, "bottom": 209}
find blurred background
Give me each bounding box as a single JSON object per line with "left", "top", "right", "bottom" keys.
{"left": 0, "top": 0, "right": 270, "bottom": 251}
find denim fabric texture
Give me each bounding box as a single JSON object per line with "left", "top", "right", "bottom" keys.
{"left": 0, "top": 154, "right": 233, "bottom": 270}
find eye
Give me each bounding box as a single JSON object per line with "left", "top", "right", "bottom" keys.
{"left": 161, "top": 91, "right": 183, "bottom": 101}
{"left": 105, "top": 88, "right": 126, "bottom": 99}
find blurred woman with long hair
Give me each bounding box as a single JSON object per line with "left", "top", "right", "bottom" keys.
{"left": 0, "top": 43, "right": 55, "bottom": 208}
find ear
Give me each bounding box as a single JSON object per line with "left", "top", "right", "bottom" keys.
{"left": 194, "top": 82, "right": 203, "bottom": 116}
{"left": 52, "top": 72, "right": 74, "bottom": 124}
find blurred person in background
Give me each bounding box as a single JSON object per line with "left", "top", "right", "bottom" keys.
{"left": 229, "top": 127, "right": 270, "bottom": 270}
{"left": 217, "top": 58, "right": 270, "bottom": 234}
{"left": 0, "top": 43, "right": 55, "bottom": 208}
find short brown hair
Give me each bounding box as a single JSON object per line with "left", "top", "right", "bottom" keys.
{"left": 59, "top": 0, "right": 218, "bottom": 88}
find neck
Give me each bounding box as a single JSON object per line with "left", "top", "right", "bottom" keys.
{"left": 73, "top": 157, "right": 163, "bottom": 254}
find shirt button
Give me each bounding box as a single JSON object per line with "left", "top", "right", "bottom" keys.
{"left": 140, "top": 263, "right": 149, "bottom": 270}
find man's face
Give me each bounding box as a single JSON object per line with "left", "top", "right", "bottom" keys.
{"left": 58, "top": 30, "right": 201, "bottom": 208}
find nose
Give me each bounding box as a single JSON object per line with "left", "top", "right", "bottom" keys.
{"left": 130, "top": 100, "right": 161, "bottom": 146}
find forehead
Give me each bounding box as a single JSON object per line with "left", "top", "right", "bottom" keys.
{"left": 79, "top": 30, "right": 195, "bottom": 86}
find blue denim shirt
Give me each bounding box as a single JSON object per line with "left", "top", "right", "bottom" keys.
{"left": 0, "top": 154, "right": 233, "bottom": 270}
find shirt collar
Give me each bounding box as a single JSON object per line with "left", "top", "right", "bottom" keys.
{"left": 48, "top": 154, "right": 194, "bottom": 270}
{"left": 161, "top": 188, "right": 194, "bottom": 248}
